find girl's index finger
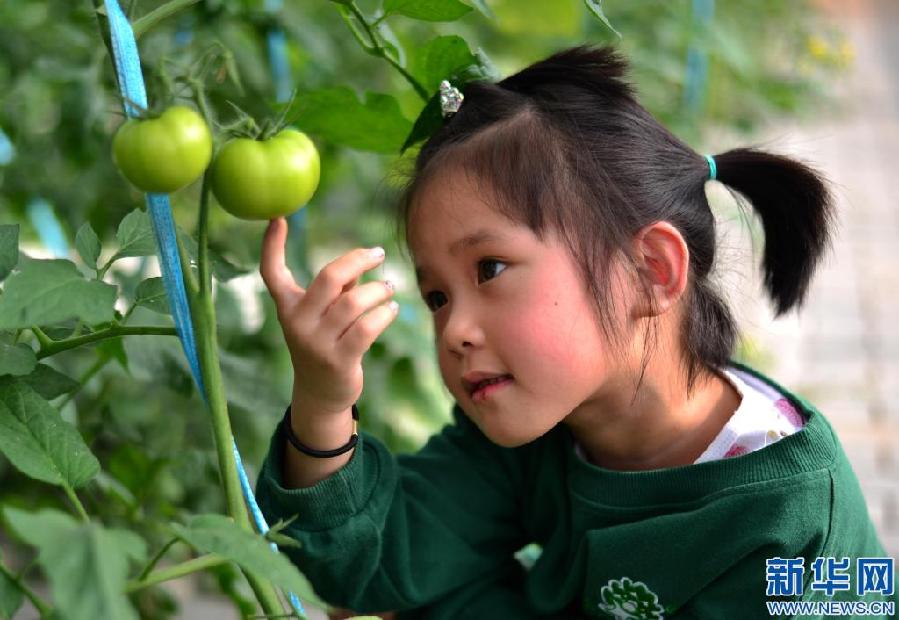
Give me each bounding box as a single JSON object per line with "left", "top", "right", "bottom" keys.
{"left": 302, "top": 246, "right": 386, "bottom": 317}
{"left": 260, "top": 217, "right": 303, "bottom": 307}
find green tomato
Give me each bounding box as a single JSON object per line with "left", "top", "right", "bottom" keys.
{"left": 112, "top": 106, "right": 212, "bottom": 193}
{"left": 210, "top": 129, "right": 321, "bottom": 220}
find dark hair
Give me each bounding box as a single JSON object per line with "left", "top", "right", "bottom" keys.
{"left": 392, "top": 44, "right": 835, "bottom": 395}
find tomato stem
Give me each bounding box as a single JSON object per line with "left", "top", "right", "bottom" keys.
{"left": 340, "top": 2, "right": 429, "bottom": 102}
{"left": 192, "top": 171, "right": 287, "bottom": 617}
{"left": 63, "top": 485, "right": 90, "bottom": 523}
{"left": 136, "top": 536, "right": 181, "bottom": 581}
{"left": 125, "top": 553, "right": 229, "bottom": 593}
{"left": 34, "top": 325, "right": 179, "bottom": 359}
{"left": 197, "top": 171, "right": 212, "bottom": 297}
{"left": 0, "top": 561, "right": 52, "bottom": 618}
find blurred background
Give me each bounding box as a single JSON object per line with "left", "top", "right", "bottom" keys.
{"left": 0, "top": 0, "right": 894, "bottom": 617}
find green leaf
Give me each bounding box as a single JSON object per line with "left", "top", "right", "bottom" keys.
{"left": 112, "top": 209, "right": 158, "bottom": 263}
{"left": 97, "top": 337, "right": 130, "bottom": 372}
{"left": 75, "top": 222, "right": 102, "bottom": 270}
{"left": 171, "top": 514, "right": 324, "bottom": 607}
{"left": 134, "top": 278, "right": 170, "bottom": 315}
{"left": 584, "top": 0, "right": 622, "bottom": 38}
{"left": 3, "top": 507, "right": 145, "bottom": 620}
{"left": 20, "top": 363, "right": 81, "bottom": 400}
{"left": 0, "top": 558, "right": 24, "bottom": 620}
{"left": 384, "top": 0, "right": 472, "bottom": 22}
{"left": 0, "top": 377, "right": 100, "bottom": 489}
{"left": 0, "top": 258, "right": 117, "bottom": 329}
{"left": 132, "top": 0, "right": 202, "bottom": 39}
{"left": 410, "top": 35, "right": 480, "bottom": 93}
{"left": 401, "top": 45, "right": 496, "bottom": 153}
{"left": 290, "top": 88, "right": 412, "bottom": 154}
{"left": 0, "top": 225, "right": 18, "bottom": 283}
{"left": 0, "top": 343, "right": 36, "bottom": 377}
{"left": 401, "top": 92, "right": 443, "bottom": 154}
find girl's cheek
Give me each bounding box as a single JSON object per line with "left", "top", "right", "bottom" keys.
{"left": 509, "top": 292, "right": 578, "bottom": 375}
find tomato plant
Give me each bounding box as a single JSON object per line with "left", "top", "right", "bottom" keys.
{"left": 112, "top": 105, "right": 212, "bottom": 193}
{"left": 210, "top": 129, "right": 320, "bottom": 221}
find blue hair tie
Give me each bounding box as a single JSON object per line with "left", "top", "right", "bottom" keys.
{"left": 705, "top": 154, "right": 717, "bottom": 181}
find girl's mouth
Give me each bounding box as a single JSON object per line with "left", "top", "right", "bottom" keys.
{"left": 471, "top": 375, "right": 513, "bottom": 402}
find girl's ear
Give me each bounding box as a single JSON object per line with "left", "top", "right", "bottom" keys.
{"left": 630, "top": 221, "right": 690, "bottom": 318}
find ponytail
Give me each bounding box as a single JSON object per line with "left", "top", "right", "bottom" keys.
{"left": 712, "top": 148, "right": 836, "bottom": 316}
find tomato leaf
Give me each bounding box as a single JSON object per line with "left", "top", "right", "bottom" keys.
{"left": 75, "top": 222, "right": 102, "bottom": 270}
{"left": 583, "top": 0, "right": 622, "bottom": 39}
{"left": 19, "top": 363, "right": 81, "bottom": 400}
{"left": 410, "top": 35, "right": 480, "bottom": 94}
{"left": 401, "top": 43, "right": 497, "bottom": 153}
{"left": 134, "top": 277, "right": 170, "bottom": 315}
{"left": 3, "top": 507, "right": 145, "bottom": 620}
{"left": 0, "top": 257, "right": 117, "bottom": 329}
{"left": 112, "top": 208, "right": 158, "bottom": 262}
{"left": 0, "top": 377, "right": 100, "bottom": 489}
{"left": 289, "top": 88, "right": 412, "bottom": 154}
{"left": 0, "top": 343, "right": 36, "bottom": 377}
{"left": 383, "top": 0, "right": 472, "bottom": 22}
{"left": 0, "top": 224, "right": 18, "bottom": 283}
{"left": 171, "top": 514, "right": 326, "bottom": 608}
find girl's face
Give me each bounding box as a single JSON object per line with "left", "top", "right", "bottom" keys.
{"left": 407, "top": 171, "right": 639, "bottom": 447}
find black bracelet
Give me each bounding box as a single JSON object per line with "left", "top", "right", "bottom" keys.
{"left": 280, "top": 403, "right": 360, "bottom": 458}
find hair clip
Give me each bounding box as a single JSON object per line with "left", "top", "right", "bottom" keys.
{"left": 439, "top": 80, "right": 464, "bottom": 118}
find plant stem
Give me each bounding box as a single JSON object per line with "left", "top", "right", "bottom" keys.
{"left": 0, "top": 561, "right": 53, "bottom": 617}
{"left": 55, "top": 354, "right": 112, "bottom": 411}
{"left": 125, "top": 554, "right": 228, "bottom": 593}
{"left": 63, "top": 485, "right": 90, "bottom": 523}
{"left": 30, "top": 326, "right": 53, "bottom": 349}
{"left": 197, "top": 171, "right": 212, "bottom": 298}
{"left": 137, "top": 536, "right": 180, "bottom": 581}
{"left": 343, "top": 3, "right": 429, "bottom": 102}
{"left": 35, "top": 326, "right": 178, "bottom": 359}
{"left": 191, "top": 174, "right": 286, "bottom": 617}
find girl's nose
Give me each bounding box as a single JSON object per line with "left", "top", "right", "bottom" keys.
{"left": 441, "top": 304, "right": 485, "bottom": 355}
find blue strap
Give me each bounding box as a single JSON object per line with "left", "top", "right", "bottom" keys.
{"left": 27, "top": 198, "right": 70, "bottom": 258}
{"left": 0, "top": 127, "right": 14, "bottom": 166}
{"left": 104, "top": 3, "right": 304, "bottom": 616}
{"left": 683, "top": 0, "right": 715, "bottom": 114}
{"left": 105, "top": 0, "right": 204, "bottom": 398}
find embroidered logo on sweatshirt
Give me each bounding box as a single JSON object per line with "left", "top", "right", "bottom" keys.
{"left": 596, "top": 577, "right": 665, "bottom": 620}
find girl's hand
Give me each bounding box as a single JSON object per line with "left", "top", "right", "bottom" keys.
{"left": 260, "top": 217, "right": 398, "bottom": 417}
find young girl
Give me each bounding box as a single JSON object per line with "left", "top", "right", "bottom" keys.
{"left": 255, "top": 45, "right": 895, "bottom": 619}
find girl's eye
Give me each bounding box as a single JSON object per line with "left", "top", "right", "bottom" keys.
{"left": 422, "top": 259, "right": 507, "bottom": 312}
{"left": 423, "top": 291, "right": 447, "bottom": 312}
{"left": 477, "top": 258, "right": 507, "bottom": 284}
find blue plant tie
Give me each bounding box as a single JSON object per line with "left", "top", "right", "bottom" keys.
{"left": 104, "top": 2, "right": 304, "bottom": 616}
{"left": 683, "top": 0, "right": 715, "bottom": 115}
{"left": 26, "top": 198, "right": 70, "bottom": 258}
{"left": 0, "top": 127, "right": 14, "bottom": 166}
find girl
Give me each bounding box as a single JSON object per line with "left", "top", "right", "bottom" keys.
{"left": 255, "top": 45, "right": 895, "bottom": 619}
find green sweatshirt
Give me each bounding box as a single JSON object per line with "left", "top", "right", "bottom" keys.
{"left": 256, "top": 362, "right": 896, "bottom": 619}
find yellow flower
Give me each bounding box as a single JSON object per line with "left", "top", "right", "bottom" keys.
{"left": 807, "top": 35, "right": 829, "bottom": 59}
